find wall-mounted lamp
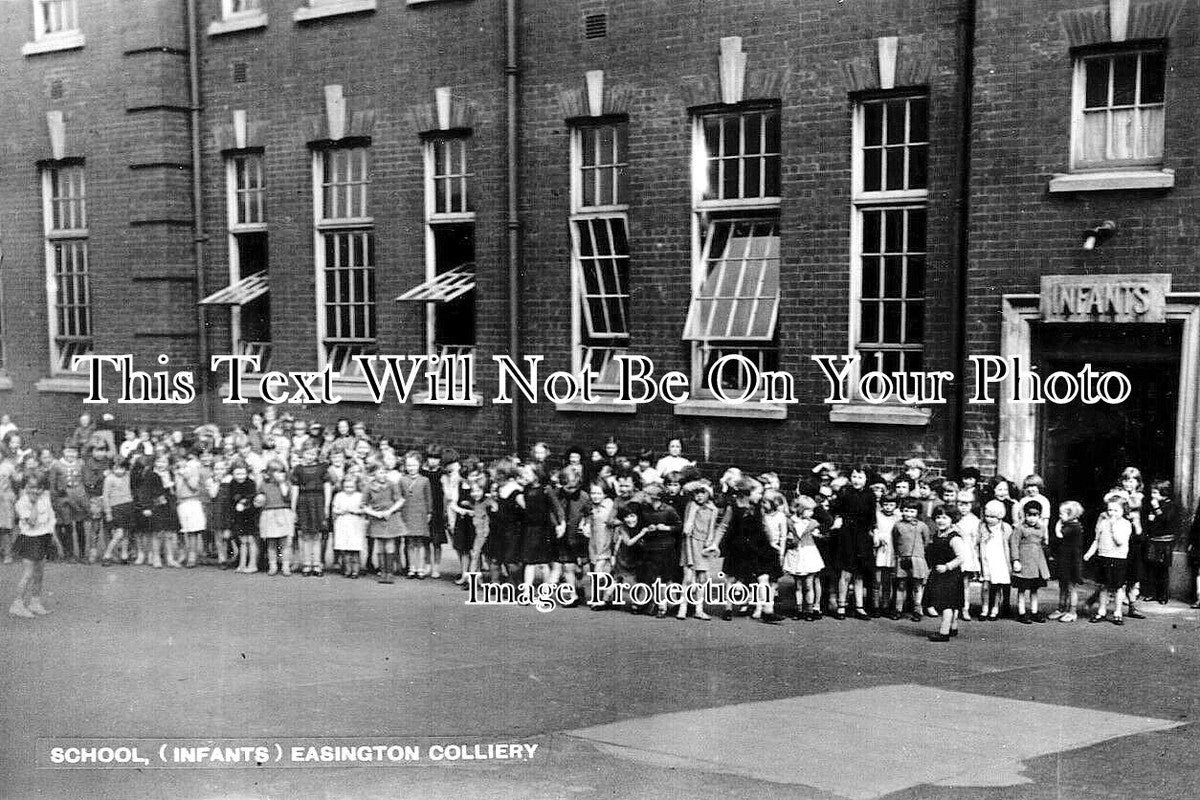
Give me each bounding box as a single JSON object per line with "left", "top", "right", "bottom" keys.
{"left": 1082, "top": 220, "right": 1117, "bottom": 251}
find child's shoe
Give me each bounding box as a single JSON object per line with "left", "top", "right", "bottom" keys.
{"left": 281, "top": 564, "right": 292, "bottom": 577}
{"left": 695, "top": 609, "right": 712, "bottom": 620}
{"left": 1089, "top": 613, "right": 1107, "bottom": 623}
{"left": 27, "top": 598, "right": 50, "bottom": 616}
{"left": 1111, "top": 615, "right": 1125, "bottom": 626}
{"left": 1048, "top": 609, "right": 1065, "bottom": 620}
{"left": 152, "top": 555, "right": 163, "bottom": 569}
{"left": 267, "top": 565, "right": 278, "bottom": 576}
{"left": 9, "top": 599, "right": 34, "bottom": 618}
{"left": 430, "top": 569, "right": 441, "bottom": 579}
{"left": 1059, "top": 611, "right": 1077, "bottom": 622}
{"left": 133, "top": 553, "right": 146, "bottom": 566}
{"left": 928, "top": 631, "right": 951, "bottom": 642}
{"left": 1016, "top": 613, "right": 1031, "bottom": 624}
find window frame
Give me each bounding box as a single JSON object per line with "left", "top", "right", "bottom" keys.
{"left": 41, "top": 162, "right": 92, "bottom": 375}
{"left": 689, "top": 105, "right": 782, "bottom": 398}
{"left": 312, "top": 144, "right": 376, "bottom": 381}
{"left": 847, "top": 93, "right": 930, "bottom": 394}
{"left": 422, "top": 132, "right": 477, "bottom": 377}
{"left": 32, "top": 0, "right": 79, "bottom": 41}
{"left": 224, "top": 150, "right": 271, "bottom": 373}
{"left": 569, "top": 118, "right": 631, "bottom": 393}
{"left": 1069, "top": 45, "right": 1167, "bottom": 172}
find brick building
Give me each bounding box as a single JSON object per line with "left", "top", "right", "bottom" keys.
{"left": 0, "top": 0, "right": 1196, "bottom": 504}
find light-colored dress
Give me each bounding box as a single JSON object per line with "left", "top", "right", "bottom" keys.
{"left": 681, "top": 500, "right": 720, "bottom": 573}
{"left": 783, "top": 516, "right": 825, "bottom": 576}
{"left": 873, "top": 510, "right": 897, "bottom": 569}
{"left": 331, "top": 490, "right": 366, "bottom": 552}
{"left": 956, "top": 512, "right": 981, "bottom": 574}
{"left": 978, "top": 520, "right": 1012, "bottom": 584}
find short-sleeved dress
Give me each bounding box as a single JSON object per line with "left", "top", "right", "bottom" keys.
{"left": 1051, "top": 518, "right": 1084, "bottom": 584}
{"left": 924, "top": 530, "right": 965, "bottom": 612}
{"left": 331, "top": 491, "right": 366, "bottom": 553}
{"left": 893, "top": 518, "right": 931, "bottom": 580}
{"left": 783, "top": 517, "right": 825, "bottom": 576}
{"left": 956, "top": 513, "right": 982, "bottom": 575}
{"left": 291, "top": 462, "right": 328, "bottom": 537}
{"left": 364, "top": 477, "right": 406, "bottom": 540}
{"left": 1009, "top": 520, "right": 1051, "bottom": 590}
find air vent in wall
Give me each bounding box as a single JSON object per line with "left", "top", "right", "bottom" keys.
{"left": 584, "top": 12, "right": 607, "bottom": 39}
{"left": 232, "top": 62, "right": 248, "bottom": 84}
{"left": 49, "top": 78, "right": 64, "bottom": 99}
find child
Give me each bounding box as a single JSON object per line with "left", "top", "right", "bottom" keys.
{"left": 331, "top": 474, "right": 366, "bottom": 578}
{"left": 873, "top": 494, "right": 899, "bottom": 617}
{"left": 1015, "top": 474, "right": 1051, "bottom": 524}
{"left": 784, "top": 495, "right": 825, "bottom": 620}
{"left": 955, "top": 491, "right": 981, "bottom": 620}
{"left": 1085, "top": 494, "right": 1132, "bottom": 625}
{"left": 1117, "top": 467, "right": 1146, "bottom": 619}
{"left": 209, "top": 459, "right": 235, "bottom": 568}
{"left": 1010, "top": 503, "right": 1051, "bottom": 623}
{"left": 924, "top": 505, "right": 967, "bottom": 642}
{"left": 762, "top": 490, "right": 791, "bottom": 618}
{"left": 612, "top": 504, "right": 648, "bottom": 607}
{"left": 581, "top": 481, "right": 615, "bottom": 606}
{"left": 398, "top": 452, "right": 433, "bottom": 578}
{"left": 174, "top": 448, "right": 207, "bottom": 568}
{"left": 363, "top": 459, "right": 406, "bottom": 584}
{"left": 892, "top": 499, "right": 930, "bottom": 621}
{"left": 291, "top": 444, "right": 329, "bottom": 576}
{"left": 420, "top": 445, "right": 447, "bottom": 579}
{"left": 679, "top": 479, "right": 718, "bottom": 620}
{"left": 228, "top": 463, "right": 260, "bottom": 573}
{"left": 520, "top": 464, "right": 565, "bottom": 590}
{"left": 100, "top": 457, "right": 133, "bottom": 566}
{"left": 48, "top": 443, "right": 89, "bottom": 561}
{"left": 257, "top": 459, "right": 296, "bottom": 576}
{"left": 136, "top": 452, "right": 179, "bottom": 568}
{"left": 11, "top": 477, "right": 56, "bottom": 618}
{"left": 453, "top": 478, "right": 489, "bottom": 585}
{"left": 977, "top": 500, "right": 1012, "bottom": 620}
{"left": 1143, "top": 480, "right": 1179, "bottom": 604}
{"left": 552, "top": 465, "right": 589, "bottom": 601}
{"left": 1050, "top": 500, "right": 1084, "bottom": 622}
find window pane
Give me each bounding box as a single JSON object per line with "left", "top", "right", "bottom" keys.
{"left": 883, "top": 256, "right": 904, "bottom": 298}
{"left": 1141, "top": 51, "right": 1165, "bottom": 104}
{"left": 906, "top": 256, "right": 926, "bottom": 299}
{"left": 862, "top": 209, "right": 881, "bottom": 253}
{"left": 863, "top": 149, "right": 882, "bottom": 192}
{"left": 860, "top": 302, "right": 879, "bottom": 342}
{"left": 882, "top": 301, "right": 902, "bottom": 342}
{"left": 1112, "top": 54, "right": 1138, "bottom": 105}
{"left": 885, "top": 101, "right": 907, "bottom": 144}
{"left": 905, "top": 302, "right": 925, "bottom": 343}
{"left": 1084, "top": 59, "right": 1109, "bottom": 108}
{"left": 861, "top": 256, "right": 880, "bottom": 298}
{"left": 908, "top": 144, "right": 928, "bottom": 190}
{"left": 909, "top": 98, "right": 929, "bottom": 142}
{"left": 864, "top": 104, "right": 883, "bottom": 146}
{"left": 885, "top": 147, "right": 905, "bottom": 191}
{"left": 907, "top": 208, "right": 927, "bottom": 251}
{"left": 883, "top": 209, "right": 904, "bottom": 252}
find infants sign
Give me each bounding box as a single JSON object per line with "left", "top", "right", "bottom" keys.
{"left": 1040, "top": 274, "right": 1170, "bottom": 323}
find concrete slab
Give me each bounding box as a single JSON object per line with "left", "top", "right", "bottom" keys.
{"left": 566, "top": 685, "right": 1183, "bottom": 800}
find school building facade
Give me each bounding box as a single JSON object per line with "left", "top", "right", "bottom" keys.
{"left": 0, "top": 0, "right": 1197, "bottom": 507}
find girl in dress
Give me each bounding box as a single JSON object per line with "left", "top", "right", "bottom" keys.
{"left": 291, "top": 444, "right": 329, "bottom": 576}
{"left": 10, "top": 476, "right": 56, "bottom": 618}
{"left": 715, "top": 477, "right": 782, "bottom": 624}
{"left": 228, "top": 462, "right": 260, "bottom": 573}
{"left": 174, "top": 449, "right": 206, "bottom": 568}
{"left": 1009, "top": 503, "right": 1051, "bottom": 623}
{"left": 784, "top": 495, "right": 825, "bottom": 621}
{"left": 955, "top": 491, "right": 981, "bottom": 620}
{"left": 452, "top": 478, "right": 489, "bottom": 585}
{"left": 977, "top": 499, "right": 1012, "bottom": 620}
{"left": 1116, "top": 467, "right": 1146, "bottom": 619}
{"left": 581, "top": 481, "right": 614, "bottom": 605}
{"left": 49, "top": 444, "right": 89, "bottom": 561}
{"left": 136, "top": 452, "right": 179, "bottom": 568}
{"left": 486, "top": 461, "right": 525, "bottom": 584}
{"left": 421, "top": 446, "right": 447, "bottom": 579}
{"left": 331, "top": 474, "right": 366, "bottom": 578}
{"left": 363, "top": 459, "right": 406, "bottom": 584}
{"left": 990, "top": 477, "right": 1017, "bottom": 524}
{"left": 762, "top": 490, "right": 791, "bottom": 617}
{"left": 209, "top": 458, "right": 236, "bottom": 569}
{"left": 873, "top": 494, "right": 899, "bottom": 617}
{"left": 520, "top": 464, "right": 564, "bottom": 589}
{"left": 0, "top": 436, "right": 21, "bottom": 564}
{"left": 1049, "top": 500, "right": 1084, "bottom": 622}
{"left": 257, "top": 459, "right": 296, "bottom": 576}
{"left": 924, "top": 505, "right": 968, "bottom": 642}
{"left": 397, "top": 452, "right": 432, "bottom": 579}
{"left": 678, "top": 478, "right": 718, "bottom": 620}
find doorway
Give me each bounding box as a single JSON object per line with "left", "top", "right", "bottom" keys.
{"left": 1035, "top": 323, "right": 1180, "bottom": 522}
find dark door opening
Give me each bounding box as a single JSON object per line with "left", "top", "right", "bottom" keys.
{"left": 1035, "top": 323, "right": 1179, "bottom": 528}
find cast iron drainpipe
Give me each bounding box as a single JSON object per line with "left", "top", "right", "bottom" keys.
{"left": 949, "top": 0, "right": 976, "bottom": 474}
{"left": 506, "top": 0, "right": 521, "bottom": 453}
{"left": 186, "top": 0, "right": 211, "bottom": 423}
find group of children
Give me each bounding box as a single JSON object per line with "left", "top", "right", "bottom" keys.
{"left": 3, "top": 410, "right": 1199, "bottom": 638}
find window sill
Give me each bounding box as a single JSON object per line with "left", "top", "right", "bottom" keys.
{"left": 673, "top": 399, "right": 787, "bottom": 420}
{"left": 1049, "top": 169, "right": 1174, "bottom": 193}
{"left": 828, "top": 403, "right": 932, "bottom": 426}
{"left": 21, "top": 32, "right": 85, "bottom": 56}
{"left": 413, "top": 392, "right": 483, "bottom": 408}
{"left": 208, "top": 12, "right": 268, "bottom": 35}
{"left": 0, "top": 374, "right": 12, "bottom": 391}
{"left": 35, "top": 375, "right": 91, "bottom": 394}
{"left": 293, "top": 0, "right": 376, "bottom": 22}
{"left": 555, "top": 399, "right": 637, "bottom": 415}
